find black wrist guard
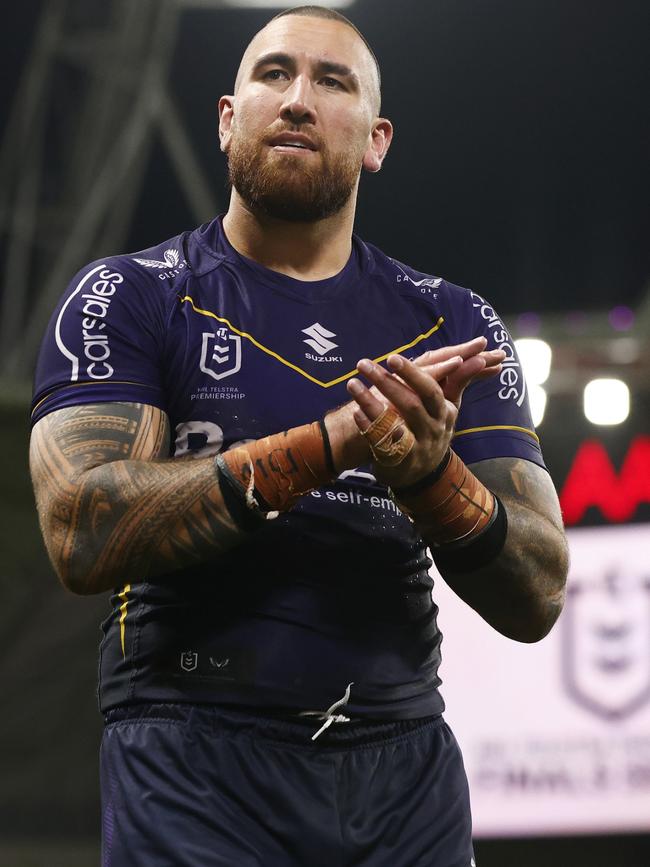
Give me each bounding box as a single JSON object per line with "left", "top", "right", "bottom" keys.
{"left": 432, "top": 495, "right": 508, "bottom": 574}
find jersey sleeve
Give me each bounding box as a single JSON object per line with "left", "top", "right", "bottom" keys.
{"left": 450, "top": 287, "right": 546, "bottom": 469}
{"left": 31, "top": 258, "right": 169, "bottom": 425}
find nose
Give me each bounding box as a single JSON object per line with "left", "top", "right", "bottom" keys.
{"left": 279, "top": 75, "right": 316, "bottom": 126}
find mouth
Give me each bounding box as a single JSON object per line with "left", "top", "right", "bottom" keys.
{"left": 268, "top": 133, "right": 318, "bottom": 153}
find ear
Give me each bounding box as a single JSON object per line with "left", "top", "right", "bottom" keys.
{"left": 362, "top": 118, "right": 394, "bottom": 173}
{"left": 218, "top": 95, "right": 235, "bottom": 153}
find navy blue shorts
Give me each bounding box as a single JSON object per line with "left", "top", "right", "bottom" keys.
{"left": 100, "top": 704, "right": 475, "bottom": 867}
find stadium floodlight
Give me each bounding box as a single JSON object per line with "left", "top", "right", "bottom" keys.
{"left": 583, "top": 378, "right": 630, "bottom": 426}
{"left": 515, "top": 338, "right": 552, "bottom": 386}
{"left": 180, "top": 0, "right": 356, "bottom": 8}
{"left": 528, "top": 384, "right": 547, "bottom": 428}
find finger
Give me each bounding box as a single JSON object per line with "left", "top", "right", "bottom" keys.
{"left": 387, "top": 354, "right": 456, "bottom": 416}
{"left": 352, "top": 407, "right": 372, "bottom": 433}
{"left": 379, "top": 356, "right": 451, "bottom": 436}
{"left": 388, "top": 355, "right": 462, "bottom": 407}
{"left": 422, "top": 351, "right": 502, "bottom": 386}
{"left": 347, "top": 377, "right": 387, "bottom": 424}
{"left": 443, "top": 398, "right": 459, "bottom": 434}
{"left": 444, "top": 349, "right": 509, "bottom": 403}
{"left": 417, "top": 345, "right": 504, "bottom": 380}
{"left": 414, "top": 338, "right": 486, "bottom": 365}
{"left": 443, "top": 355, "right": 488, "bottom": 405}
{"left": 413, "top": 337, "right": 487, "bottom": 367}
{"left": 356, "top": 358, "right": 440, "bottom": 438}
{"left": 415, "top": 347, "right": 507, "bottom": 409}
{"left": 479, "top": 348, "right": 507, "bottom": 369}
{"left": 403, "top": 354, "right": 464, "bottom": 384}
{"left": 470, "top": 364, "right": 502, "bottom": 382}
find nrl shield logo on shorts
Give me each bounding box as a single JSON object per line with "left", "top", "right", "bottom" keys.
{"left": 180, "top": 651, "right": 198, "bottom": 672}
{"left": 561, "top": 567, "right": 650, "bottom": 721}
{"left": 200, "top": 329, "right": 242, "bottom": 381}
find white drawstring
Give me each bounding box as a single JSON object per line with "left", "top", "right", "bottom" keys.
{"left": 298, "top": 682, "right": 355, "bottom": 741}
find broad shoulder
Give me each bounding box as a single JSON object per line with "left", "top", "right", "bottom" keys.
{"left": 360, "top": 239, "right": 487, "bottom": 309}
{"left": 114, "top": 230, "right": 192, "bottom": 292}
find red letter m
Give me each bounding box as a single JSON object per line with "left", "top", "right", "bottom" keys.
{"left": 560, "top": 436, "right": 650, "bottom": 525}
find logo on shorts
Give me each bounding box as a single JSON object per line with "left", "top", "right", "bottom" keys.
{"left": 562, "top": 568, "right": 650, "bottom": 721}
{"left": 180, "top": 651, "right": 198, "bottom": 672}
{"left": 209, "top": 657, "right": 230, "bottom": 669}
{"left": 302, "top": 322, "right": 342, "bottom": 362}
{"left": 199, "top": 329, "right": 242, "bottom": 381}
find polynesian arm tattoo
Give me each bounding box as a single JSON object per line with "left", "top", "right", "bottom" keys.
{"left": 435, "top": 457, "right": 569, "bottom": 642}
{"left": 29, "top": 402, "right": 243, "bottom": 594}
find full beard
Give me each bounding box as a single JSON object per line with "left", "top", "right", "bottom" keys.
{"left": 228, "top": 129, "right": 361, "bottom": 223}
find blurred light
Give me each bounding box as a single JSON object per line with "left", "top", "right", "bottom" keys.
{"left": 608, "top": 305, "right": 635, "bottom": 331}
{"left": 516, "top": 312, "right": 541, "bottom": 336}
{"left": 583, "top": 378, "right": 630, "bottom": 426}
{"left": 608, "top": 337, "right": 640, "bottom": 364}
{"left": 565, "top": 310, "right": 588, "bottom": 334}
{"left": 515, "top": 338, "right": 552, "bottom": 385}
{"left": 528, "top": 384, "right": 547, "bottom": 427}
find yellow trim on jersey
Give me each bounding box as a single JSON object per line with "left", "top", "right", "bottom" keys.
{"left": 118, "top": 583, "right": 131, "bottom": 659}
{"left": 453, "top": 424, "right": 540, "bottom": 443}
{"left": 31, "top": 380, "right": 158, "bottom": 418}
{"left": 180, "top": 295, "right": 445, "bottom": 388}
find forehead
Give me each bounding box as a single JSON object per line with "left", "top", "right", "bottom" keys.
{"left": 238, "top": 16, "right": 377, "bottom": 95}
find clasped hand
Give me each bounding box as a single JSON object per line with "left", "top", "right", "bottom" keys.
{"left": 345, "top": 337, "right": 505, "bottom": 488}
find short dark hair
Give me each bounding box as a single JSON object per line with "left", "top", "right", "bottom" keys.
{"left": 270, "top": 5, "right": 381, "bottom": 97}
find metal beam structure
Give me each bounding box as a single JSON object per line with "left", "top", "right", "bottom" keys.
{"left": 0, "top": 0, "right": 219, "bottom": 385}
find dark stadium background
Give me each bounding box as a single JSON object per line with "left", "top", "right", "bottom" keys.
{"left": 1, "top": 1, "right": 649, "bottom": 864}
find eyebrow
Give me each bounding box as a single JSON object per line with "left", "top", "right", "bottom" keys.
{"left": 251, "top": 51, "right": 360, "bottom": 90}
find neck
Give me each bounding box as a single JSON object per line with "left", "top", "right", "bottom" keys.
{"left": 222, "top": 190, "right": 357, "bottom": 281}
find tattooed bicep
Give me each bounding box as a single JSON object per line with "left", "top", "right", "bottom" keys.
{"left": 30, "top": 403, "right": 171, "bottom": 484}
{"left": 469, "top": 456, "right": 565, "bottom": 531}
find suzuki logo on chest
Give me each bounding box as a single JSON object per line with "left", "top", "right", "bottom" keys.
{"left": 302, "top": 322, "right": 338, "bottom": 355}
{"left": 200, "top": 329, "right": 242, "bottom": 381}
{"left": 302, "top": 322, "right": 343, "bottom": 362}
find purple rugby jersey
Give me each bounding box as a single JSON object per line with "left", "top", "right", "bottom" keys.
{"left": 31, "top": 217, "right": 544, "bottom": 717}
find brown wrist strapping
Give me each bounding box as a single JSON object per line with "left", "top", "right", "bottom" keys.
{"left": 393, "top": 449, "right": 496, "bottom": 545}
{"left": 216, "top": 420, "right": 334, "bottom": 518}
{"left": 359, "top": 405, "right": 415, "bottom": 466}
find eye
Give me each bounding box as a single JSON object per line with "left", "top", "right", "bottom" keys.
{"left": 320, "top": 76, "right": 344, "bottom": 90}
{"left": 263, "top": 69, "right": 289, "bottom": 82}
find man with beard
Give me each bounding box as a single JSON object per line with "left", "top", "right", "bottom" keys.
{"left": 29, "top": 6, "right": 568, "bottom": 866}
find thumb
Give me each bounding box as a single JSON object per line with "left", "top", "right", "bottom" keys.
{"left": 443, "top": 355, "right": 487, "bottom": 405}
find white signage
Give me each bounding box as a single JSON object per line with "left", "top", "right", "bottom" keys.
{"left": 434, "top": 522, "right": 650, "bottom": 837}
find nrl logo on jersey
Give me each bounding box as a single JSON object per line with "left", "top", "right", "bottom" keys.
{"left": 132, "top": 248, "right": 187, "bottom": 280}
{"left": 200, "top": 328, "right": 242, "bottom": 381}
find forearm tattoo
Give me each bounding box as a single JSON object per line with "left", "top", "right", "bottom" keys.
{"left": 434, "top": 456, "right": 569, "bottom": 641}
{"left": 29, "top": 403, "right": 242, "bottom": 593}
